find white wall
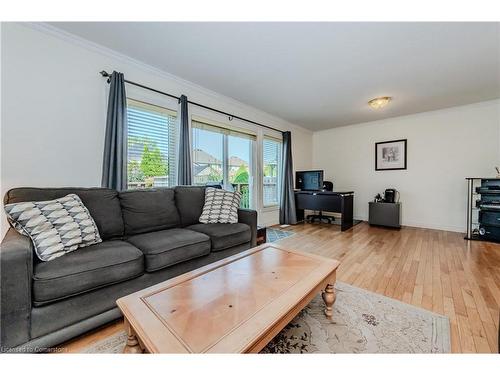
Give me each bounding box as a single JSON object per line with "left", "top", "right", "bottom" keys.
{"left": 312, "top": 100, "right": 500, "bottom": 232}
{"left": 0, "top": 23, "right": 313, "bottom": 237}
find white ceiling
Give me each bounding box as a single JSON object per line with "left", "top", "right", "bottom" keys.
{"left": 49, "top": 22, "right": 500, "bottom": 131}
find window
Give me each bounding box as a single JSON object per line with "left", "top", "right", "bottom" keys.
{"left": 126, "top": 99, "right": 177, "bottom": 189}
{"left": 192, "top": 120, "right": 255, "bottom": 208}
{"left": 263, "top": 137, "right": 282, "bottom": 207}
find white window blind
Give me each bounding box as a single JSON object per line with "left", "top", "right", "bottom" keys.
{"left": 126, "top": 99, "right": 177, "bottom": 189}
{"left": 263, "top": 137, "right": 282, "bottom": 207}
{"left": 191, "top": 120, "right": 256, "bottom": 140}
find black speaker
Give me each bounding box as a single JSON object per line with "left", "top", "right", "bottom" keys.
{"left": 322, "top": 181, "right": 333, "bottom": 191}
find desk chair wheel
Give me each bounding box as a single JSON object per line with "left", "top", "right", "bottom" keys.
{"left": 306, "top": 212, "right": 334, "bottom": 224}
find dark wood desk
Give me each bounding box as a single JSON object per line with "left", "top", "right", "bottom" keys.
{"left": 294, "top": 190, "right": 354, "bottom": 231}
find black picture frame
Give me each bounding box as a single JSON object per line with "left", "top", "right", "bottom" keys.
{"left": 375, "top": 139, "right": 407, "bottom": 171}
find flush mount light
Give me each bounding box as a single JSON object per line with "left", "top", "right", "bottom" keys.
{"left": 368, "top": 96, "right": 392, "bottom": 109}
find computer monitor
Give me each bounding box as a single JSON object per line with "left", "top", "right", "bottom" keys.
{"left": 295, "top": 170, "right": 324, "bottom": 191}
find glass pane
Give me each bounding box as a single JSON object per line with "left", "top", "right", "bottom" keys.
{"left": 127, "top": 101, "right": 177, "bottom": 190}
{"left": 228, "top": 135, "right": 252, "bottom": 208}
{"left": 192, "top": 127, "right": 223, "bottom": 186}
{"left": 263, "top": 138, "right": 281, "bottom": 207}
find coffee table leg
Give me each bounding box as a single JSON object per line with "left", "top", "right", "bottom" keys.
{"left": 322, "top": 283, "right": 336, "bottom": 320}
{"left": 123, "top": 319, "right": 143, "bottom": 354}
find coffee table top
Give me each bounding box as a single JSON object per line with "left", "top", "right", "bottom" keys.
{"left": 117, "top": 243, "right": 340, "bottom": 353}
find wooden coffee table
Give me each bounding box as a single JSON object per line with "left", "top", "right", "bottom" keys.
{"left": 116, "top": 243, "right": 340, "bottom": 353}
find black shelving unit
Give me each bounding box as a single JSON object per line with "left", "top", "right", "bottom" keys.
{"left": 465, "top": 177, "right": 500, "bottom": 242}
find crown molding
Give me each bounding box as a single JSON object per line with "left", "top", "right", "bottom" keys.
{"left": 21, "top": 22, "right": 312, "bottom": 134}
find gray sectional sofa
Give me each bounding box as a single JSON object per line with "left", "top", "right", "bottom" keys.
{"left": 1, "top": 186, "right": 257, "bottom": 352}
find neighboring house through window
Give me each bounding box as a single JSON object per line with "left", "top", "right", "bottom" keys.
{"left": 192, "top": 120, "right": 255, "bottom": 209}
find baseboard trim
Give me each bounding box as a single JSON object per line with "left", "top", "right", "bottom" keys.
{"left": 402, "top": 221, "right": 464, "bottom": 233}
{"left": 263, "top": 215, "right": 465, "bottom": 234}
{"left": 354, "top": 215, "right": 464, "bottom": 233}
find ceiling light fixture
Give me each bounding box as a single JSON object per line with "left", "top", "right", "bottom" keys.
{"left": 368, "top": 96, "right": 392, "bottom": 110}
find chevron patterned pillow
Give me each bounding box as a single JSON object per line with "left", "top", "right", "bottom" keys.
{"left": 4, "top": 194, "right": 102, "bottom": 261}
{"left": 199, "top": 188, "right": 241, "bottom": 224}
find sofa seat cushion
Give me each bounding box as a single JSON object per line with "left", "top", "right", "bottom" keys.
{"left": 187, "top": 223, "right": 251, "bottom": 252}
{"left": 127, "top": 228, "right": 211, "bottom": 272}
{"left": 33, "top": 241, "right": 144, "bottom": 306}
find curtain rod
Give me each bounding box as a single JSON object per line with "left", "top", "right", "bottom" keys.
{"left": 99, "top": 71, "right": 284, "bottom": 135}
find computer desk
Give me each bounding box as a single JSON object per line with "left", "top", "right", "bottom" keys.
{"left": 294, "top": 190, "right": 354, "bottom": 231}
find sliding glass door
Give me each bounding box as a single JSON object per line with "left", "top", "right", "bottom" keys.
{"left": 192, "top": 120, "right": 255, "bottom": 208}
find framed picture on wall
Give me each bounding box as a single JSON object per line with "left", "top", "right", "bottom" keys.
{"left": 375, "top": 139, "right": 407, "bottom": 171}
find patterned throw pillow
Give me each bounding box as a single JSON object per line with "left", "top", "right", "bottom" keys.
{"left": 4, "top": 194, "right": 102, "bottom": 261}
{"left": 199, "top": 188, "right": 241, "bottom": 224}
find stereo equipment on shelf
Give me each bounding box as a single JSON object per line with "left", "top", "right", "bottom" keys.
{"left": 476, "top": 186, "right": 500, "bottom": 194}
{"left": 466, "top": 177, "right": 500, "bottom": 243}
{"left": 478, "top": 203, "right": 500, "bottom": 211}
{"left": 479, "top": 210, "right": 500, "bottom": 226}
{"left": 478, "top": 225, "right": 500, "bottom": 241}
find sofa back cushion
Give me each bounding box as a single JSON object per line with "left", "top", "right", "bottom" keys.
{"left": 4, "top": 187, "right": 124, "bottom": 240}
{"left": 119, "top": 188, "right": 180, "bottom": 235}
{"left": 174, "top": 186, "right": 206, "bottom": 226}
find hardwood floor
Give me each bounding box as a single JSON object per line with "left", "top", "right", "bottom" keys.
{"left": 60, "top": 222, "right": 500, "bottom": 353}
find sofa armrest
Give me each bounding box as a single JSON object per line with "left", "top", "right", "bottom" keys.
{"left": 237, "top": 208, "right": 257, "bottom": 247}
{"left": 1, "top": 228, "right": 33, "bottom": 349}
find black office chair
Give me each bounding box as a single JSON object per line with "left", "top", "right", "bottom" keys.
{"left": 306, "top": 181, "right": 335, "bottom": 224}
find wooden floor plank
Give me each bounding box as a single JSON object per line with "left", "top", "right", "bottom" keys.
{"left": 457, "top": 314, "right": 477, "bottom": 353}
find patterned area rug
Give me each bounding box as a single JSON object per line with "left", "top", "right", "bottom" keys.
{"left": 82, "top": 282, "right": 450, "bottom": 354}
{"left": 266, "top": 228, "right": 295, "bottom": 243}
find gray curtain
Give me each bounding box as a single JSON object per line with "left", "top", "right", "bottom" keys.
{"left": 177, "top": 95, "right": 192, "bottom": 185}
{"left": 280, "top": 131, "right": 297, "bottom": 224}
{"left": 101, "top": 71, "right": 127, "bottom": 191}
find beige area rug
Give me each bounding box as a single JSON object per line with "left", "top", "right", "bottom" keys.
{"left": 82, "top": 282, "right": 450, "bottom": 354}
